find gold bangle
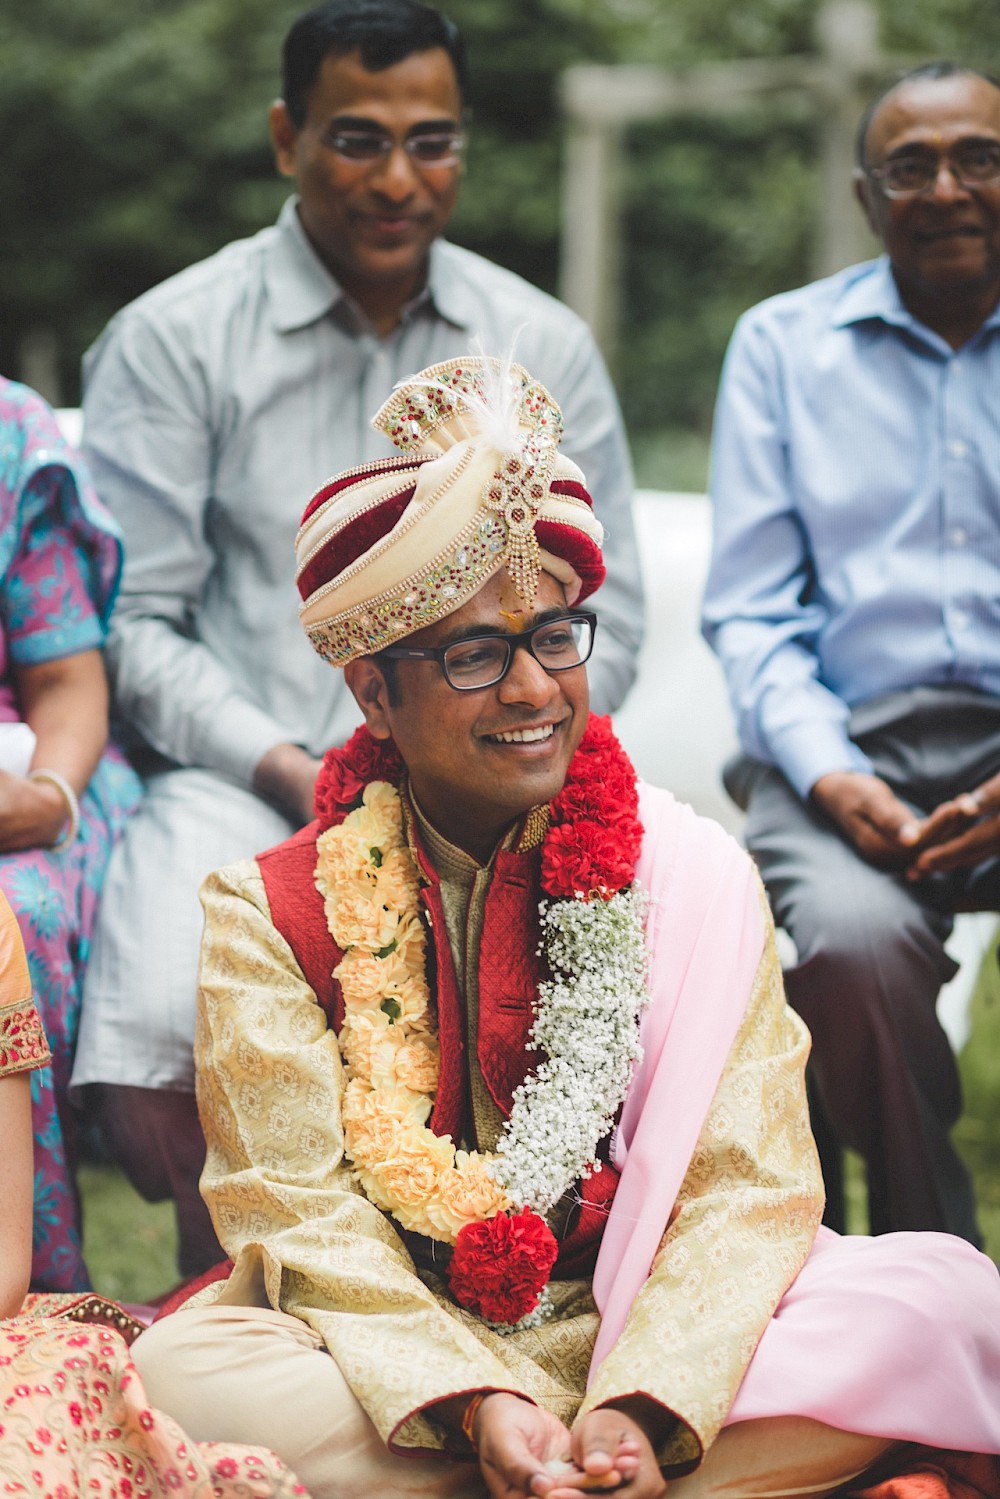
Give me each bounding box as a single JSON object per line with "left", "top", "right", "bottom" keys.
{"left": 461, "top": 1391, "right": 489, "bottom": 1451}
{"left": 28, "top": 769, "right": 81, "bottom": 851}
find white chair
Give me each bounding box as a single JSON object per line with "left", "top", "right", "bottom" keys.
{"left": 56, "top": 408, "right": 83, "bottom": 448}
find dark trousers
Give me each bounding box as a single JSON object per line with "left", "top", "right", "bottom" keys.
{"left": 85, "top": 1083, "right": 223, "bottom": 1279}
{"left": 729, "top": 687, "right": 1000, "bottom": 1245}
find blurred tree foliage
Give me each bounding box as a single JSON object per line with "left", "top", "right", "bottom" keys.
{"left": 0, "top": 0, "right": 644, "bottom": 397}
{"left": 616, "top": 0, "right": 1000, "bottom": 437}
{"left": 0, "top": 0, "right": 996, "bottom": 443}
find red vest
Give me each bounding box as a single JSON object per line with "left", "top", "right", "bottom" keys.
{"left": 258, "top": 819, "right": 619, "bottom": 1276}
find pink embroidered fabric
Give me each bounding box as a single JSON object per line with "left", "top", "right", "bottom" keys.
{"left": 851, "top": 1450, "right": 1000, "bottom": 1499}
{"left": 0, "top": 1002, "right": 49, "bottom": 1077}
{"left": 0, "top": 1315, "right": 306, "bottom": 1496}
{"left": 0, "top": 891, "right": 49, "bottom": 1079}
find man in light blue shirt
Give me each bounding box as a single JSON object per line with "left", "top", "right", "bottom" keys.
{"left": 703, "top": 61, "right": 1000, "bottom": 1245}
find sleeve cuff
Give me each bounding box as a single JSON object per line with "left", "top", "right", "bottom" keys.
{"left": 767, "top": 722, "right": 874, "bottom": 800}
{"left": 10, "top": 616, "right": 105, "bottom": 665}
{"left": 197, "top": 704, "right": 300, "bottom": 788}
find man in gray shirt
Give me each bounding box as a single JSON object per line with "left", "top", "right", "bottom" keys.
{"left": 72, "top": 0, "right": 643, "bottom": 1274}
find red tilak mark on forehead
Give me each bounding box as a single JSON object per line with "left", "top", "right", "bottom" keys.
{"left": 499, "top": 608, "right": 526, "bottom": 631}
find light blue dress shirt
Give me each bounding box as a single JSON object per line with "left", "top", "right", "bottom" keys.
{"left": 702, "top": 256, "right": 1000, "bottom": 799}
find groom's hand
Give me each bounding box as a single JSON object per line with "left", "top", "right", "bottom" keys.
{"left": 474, "top": 1392, "right": 579, "bottom": 1498}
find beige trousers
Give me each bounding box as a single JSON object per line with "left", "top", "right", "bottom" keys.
{"left": 133, "top": 1304, "right": 896, "bottom": 1499}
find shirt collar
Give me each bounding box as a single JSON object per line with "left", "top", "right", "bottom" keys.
{"left": 423, "top": 240, "right": 476, "bottom": 331}
{"left": 831, "top": 256, "right": 917, "bottom": 331}
{"left": 407, "top": 779, "right": 521, "bottom": 877}
{"left": 265, "top": 197, "right": 346, "bottom": 333}
{"left": 832, "top": 253, "right": 1000, "bottom": 342}
{"left": 266, "top": 198, "right": 471, "bottom": 336}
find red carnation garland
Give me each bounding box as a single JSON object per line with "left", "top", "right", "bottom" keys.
{"left": 314, "top": 713, "right": 642, "bottom": 1326}
{"left": 542, "top": 714, "right": 642, "bottom": 899}
{"left": 449, "top": 1211, "right": 559, "bottom": 1326}
{"left": 314, "top": 725, "right": 403, "bottom": 825}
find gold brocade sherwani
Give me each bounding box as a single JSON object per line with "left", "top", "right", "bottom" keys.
{"left": 192, "top": 811, "right": 823, "bottom": 1470}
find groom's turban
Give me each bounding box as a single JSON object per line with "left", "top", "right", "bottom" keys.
{"left": 295, "top": 357, "right": 606, "bottom": 666}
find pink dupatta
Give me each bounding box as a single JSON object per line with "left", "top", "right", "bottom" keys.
{"left": 589, "top": 784, "right": 1000, "bottom": 1452}
{"left": 591, "top": 783, "right": 764, "bottom": 1371}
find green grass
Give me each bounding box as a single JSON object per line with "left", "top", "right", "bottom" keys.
{"left": 80, "top": 1162, "right": 178, "bottom": 1303}
{"left": 80, "top": 946, "right": 1000, "bottom": 1300}
{"left": 954, "top": 944, "right": 1000, "bottom": 1257}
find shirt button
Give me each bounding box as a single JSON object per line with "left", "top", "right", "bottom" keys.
{"left": 949, "top": 438, "right": 968, "bottom": 458}
{"left": 952, "top": 609, "right": 969, "bottom": 630}
{"left": 951, "top": 527, "right": 968, "bottom": 546}
{"left": 951, "top": 359, "right": 963, "bottom": 375}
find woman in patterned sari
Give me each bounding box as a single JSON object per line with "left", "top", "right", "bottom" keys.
{"left": 0, "top": 377, "right": 141, "bottom": 1290}
{"left": 0, "top": 888, "right": 306, "bottom": 1496}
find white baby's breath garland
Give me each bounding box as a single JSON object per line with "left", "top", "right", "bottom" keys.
{"left": 491, "top": 887, "right": 649, "bottom": 1213}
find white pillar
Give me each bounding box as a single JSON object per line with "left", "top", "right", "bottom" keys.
{"left": 557, "top": 0, "right": 890, "bottom": 363}
{"left": 559, "top": 113, "right": 623, "bottom": 368}
{"left": 813, "top": 0, "right": 882, "bottom": 277}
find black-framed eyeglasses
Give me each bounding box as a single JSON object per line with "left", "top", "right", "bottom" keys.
{"left": 322, "top": 128, "right": 466, "bottom": 167}
{"left": 866, "top": 143, "right": 1000, "bottom": 198}
{"left": 378, "top": 611, "right": 597, "bottom": 691}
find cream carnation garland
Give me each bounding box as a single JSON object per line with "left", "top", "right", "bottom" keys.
{"left": 313, "top": 715, "right": 648, "bottom": 1327}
